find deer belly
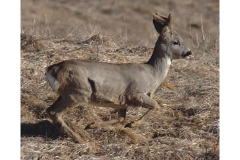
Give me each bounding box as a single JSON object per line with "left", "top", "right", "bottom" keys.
{"left": 90, "top": 93, "right": 127, "bottom": 109}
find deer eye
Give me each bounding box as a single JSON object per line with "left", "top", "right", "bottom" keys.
{"left": 173, "top": 40, "right": 180, "bottom": 46}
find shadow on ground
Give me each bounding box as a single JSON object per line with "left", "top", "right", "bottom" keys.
{"left": 21, "top": 120, "right": 61, "bottom": 140}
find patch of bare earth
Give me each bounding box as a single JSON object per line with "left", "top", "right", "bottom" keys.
{"left": 21, "top": 0, "right": 219, "bottom": 159}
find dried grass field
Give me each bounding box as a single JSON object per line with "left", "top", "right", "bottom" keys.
{"left": 21, "top": 0, "right": 219, "bottom": 159}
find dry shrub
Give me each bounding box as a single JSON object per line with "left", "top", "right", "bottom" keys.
{"left": 21, "top": 33, "right": 45, "bottom": 52}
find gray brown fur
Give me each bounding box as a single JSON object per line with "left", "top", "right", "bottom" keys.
{"left": 45, "top": 12, "right": 192, "bottom": 143}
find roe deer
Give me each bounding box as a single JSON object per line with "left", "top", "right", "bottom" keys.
{"left": 45, "top": 12, "right": 193, "bottom": 143}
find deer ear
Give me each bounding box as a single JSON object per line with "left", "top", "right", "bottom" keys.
{"left": 168, "top": 14, "right": 173, "bottom": 31}
{"left": 153, "top": 18, "right": 163, "bottom": 34}
{"left": 153, "top": 13, "right": 173, "bottom": 37}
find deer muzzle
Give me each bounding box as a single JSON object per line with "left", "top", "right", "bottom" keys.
{"left": 182, "top": 50, "right": 193, "bottom": 59}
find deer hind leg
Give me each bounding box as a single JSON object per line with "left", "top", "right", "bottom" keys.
{"left": 84, "top": 109, "right": 127, "bottom": 130}
{"left": 46, "top": 96, "right": 85, "bottom": 143}
{"left": 125, "top": 93, "right": 159, "bottom": 128}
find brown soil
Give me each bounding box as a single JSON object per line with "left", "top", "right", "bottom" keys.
{"left": 21, "top": 0, "right": 219, "bottom": 159}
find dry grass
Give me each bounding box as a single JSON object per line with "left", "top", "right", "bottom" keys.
{"left": 21, "top": 0, "right": 219, "bottom": 159}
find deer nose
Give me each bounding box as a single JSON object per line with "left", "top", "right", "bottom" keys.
{"left": 182, "top": 50, "right": 193, "bottom": 59}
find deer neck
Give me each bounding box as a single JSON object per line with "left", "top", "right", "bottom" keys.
{"left": 146, "top": 39, "right": 172, "bottom": 75}
{"left": 146, "top": 38, "right": 172, "bottom": 69}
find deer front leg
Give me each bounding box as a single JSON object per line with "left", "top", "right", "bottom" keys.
{"left": 125, "top": 93, "right": 159, "bottom": 128}
{"left": 84, "top": 109, "right": 127, "bottom": 129}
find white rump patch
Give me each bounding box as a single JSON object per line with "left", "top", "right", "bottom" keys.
{"left": 46, "top": 69, "right": 59, "bottom": 92}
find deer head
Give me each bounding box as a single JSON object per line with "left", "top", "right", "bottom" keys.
{"left": 153, "top": 12, "right": 193, "bottom": 60}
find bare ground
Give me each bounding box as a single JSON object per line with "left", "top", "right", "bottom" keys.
{"left": 21, "top": 0, "right": 219, "bottom": 159}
